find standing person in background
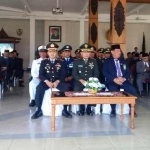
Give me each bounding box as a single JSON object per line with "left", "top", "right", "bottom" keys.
{"left": 134, "top": 47, "right": 138, "bottom": 53}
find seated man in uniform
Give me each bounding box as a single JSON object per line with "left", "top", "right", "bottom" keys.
{"left": 96, "top": 48, "right": 105, "bottom": 84}
{"left": 103, "top": 48, "right": 111, "bottom": 59}
{"left": 72, "top": 43, "right": 99, "bottom": 116}
{"left": 102, "top": 44, "right": 137, "bottom": 117}
{"left": 31, "top": 43, "right": 71, "bottom": 119}
{"left": 29, "top": 45, "right": 47, "bottom": 107}
{"left": 74, "top": 49, "right": 81, "bottom": 59}
{"left": 61, "top": 45, "right": 74, "bottom": 90}
{"left": 89, "top": 46, "right": 97, "bottom": 59}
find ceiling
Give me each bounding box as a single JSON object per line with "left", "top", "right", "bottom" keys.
{"left": 0, "top": 0, "right": 150, "bottom": 23}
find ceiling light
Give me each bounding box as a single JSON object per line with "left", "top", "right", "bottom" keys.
{"left": 52, "top": 0, "right": 63, "bottom": 15}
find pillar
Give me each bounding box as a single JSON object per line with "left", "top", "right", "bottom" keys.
{"left": 110, "top": 0, "right": 126, "bottom": 57}
{"left": 80, "top": 19, "right": 85, "bottom": 45}
{"left": 89, "top": 0, "right": 98, "bottom": 49}
{"left": 30, "top": 16, "right": 35, "bottom": 64}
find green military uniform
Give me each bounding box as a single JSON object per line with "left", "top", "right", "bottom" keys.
{"left": 72, "top": 43, "right": 99, "bottom": 116}
{"left": 72, "top": 58, "right": 99, "bottom": 81}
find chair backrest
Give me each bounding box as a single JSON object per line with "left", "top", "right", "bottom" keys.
{"left": 130, "top": 64, "right": 136, "bottom": 77}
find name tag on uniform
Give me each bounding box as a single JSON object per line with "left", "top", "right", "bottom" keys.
{"left": 78, "top": 65, "right": 83, "bottom": 67}
{"left": 69, "top": 63, "right": 73, "bottom": 68}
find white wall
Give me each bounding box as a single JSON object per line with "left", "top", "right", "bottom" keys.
{"left": 44, "top": 20, "right": 80, "bottom": 56}
{"left": 0, "top": 19, "right": 44, "bottom": 68}
{"left": 85, "top": 22, "right": 150, "bottom": 53}
{"left": 1, "top": 19, "right": 150, "bottom": 68}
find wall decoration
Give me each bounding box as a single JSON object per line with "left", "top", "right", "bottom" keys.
{"left": 49, "top": 26, "right": 61, "bottom": 42}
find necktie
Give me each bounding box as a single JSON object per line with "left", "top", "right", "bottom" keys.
{"left": 144, "top": 62, "right": 147, "bottom": 68}
{"left": 84, "top": 59, "right": 87, "bottom": 64}
{"left": 51, "top": 60, "right": 54, "bottom": 64}
{"left": 115, "top": 60, "right": 122, "bottom": 77}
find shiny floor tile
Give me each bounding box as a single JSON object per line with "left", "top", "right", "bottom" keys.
{"left": 0, "top": 72, "right": 150, "bottom": 150}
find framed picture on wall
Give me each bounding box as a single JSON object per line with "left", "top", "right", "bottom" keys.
{"left": 49, "top": 26, "right": 61, "bottom": 42}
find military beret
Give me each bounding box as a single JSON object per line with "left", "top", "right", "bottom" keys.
{"left": 79, "top": 43, "right": 92, "bottom": 52}
{"left": 111, "top": 45, "right": 120, "bottom": 50}
{"left": 97, "top": 48, "right": 104, "bottom": 53}
{"left": 58, "top": 49, "right": 63, "bottom": 54}
{"left": 75, "top": 49, "right": 81, "bottom": 54}
{"left": 46, "top": 42, "right": 59, "bottom": 51}
{"left": 103, "top": 48, "right": 110, "bottom": 53}
{"left": 38, "top": 45, "right": 47, "bottom": 52}
{"left": 4, "top": 50, "right": 9, "bottom": 53}
{"left": 91, "top": 46, "right": 96, "bottom": 51}
{"left": 61, "top": 45, "right": 72, "bottom": 51}
{"left": 142, "top": 53, "right": 149, "bottom": 57}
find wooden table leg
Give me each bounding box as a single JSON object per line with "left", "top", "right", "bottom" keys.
{"left": 130, "top": 103, "right": 135, "bottom": 129}
{"left": 51, "top": 104, "right": 56, "bottom": 132}
{"left": 120, "top": 104, "right": 124, "bottom": 120}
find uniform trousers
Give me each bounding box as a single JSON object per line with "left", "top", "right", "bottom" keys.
{"left": 73, "top": 80, "right": 95, "bottom": 111}
{"left": 35, "top": 81, "right": 69, "bottom": 110}
{"left": 106, "top": 81, "right": 137, "bottom": 111}
{"left": 29, "top": 78, "right": 40, "bottom": 101}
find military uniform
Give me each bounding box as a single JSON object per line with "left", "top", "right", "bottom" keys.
{"left": 74, "top": 49, "right": 81, "bottom": 59}
{"left": 103, "top": 48, "right": 111, "bottom": 59}
{"left": 97, "top": 48, "right": 105, "bottom": 84}
{"left": 31, "top": 43, "right": 70, "bottom": 119}
{"left": 29, "top": 45, "right": 47, "bottom": 107}
{"left": 90, "top": 46, "right": 97, "bottom": 59}
{"left": 72, "top": 43, "right": 99, "bottom": 116}
{"left": 62, "top": 45, "right": 74, "bottom": 90}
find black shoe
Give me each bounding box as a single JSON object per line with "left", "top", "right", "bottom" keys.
{"left": 110, "top": 110, "right": 116, "bottom": 117}
{"left": 87, "top": 110, "right": 94, "bottom": 116}
{"left": 29, "top": 100, "right": 36, "bottom": 107}
{"left": 129, "top": 111, "right": 138, "bottom": 117}
{"left": 31, "top": 110, "right": 43, "bottom": 119}
{"left": 62, "top": 110, "right": 72, "bottom": 118}
{"left": 86, "top": 107, "right": 94, "bottom": 116}
{"left": 140, "top": 91, "right": 145, "bottom": 97}
{"left": 66, "top": 111, "right": 72, "bottom": 118}
{"left": 77, "top": 110, "right": 84, "bottom": 116}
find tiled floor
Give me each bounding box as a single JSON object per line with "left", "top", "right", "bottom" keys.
{"left": 0, "top": 72, "right": 150, "bottom": 150}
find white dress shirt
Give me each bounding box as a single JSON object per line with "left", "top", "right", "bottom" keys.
{"left": 31, "top": 58, "right": 44, "bottom": 78}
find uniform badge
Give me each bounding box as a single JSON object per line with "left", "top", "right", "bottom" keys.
{"left": 85, "top": 44, "right": 88, "bottom": 48}
{"left": 69, "top": 63, "right": 73, "bottom": 68}
{"left": 45, "top": 66, "right": 50, "bottom": 70}
{"left": 79, "top": 71, "right": 81, "bottom": 73}
{"left": 78, "top": 65, "right": 83, "bottom": 67}
{"left": 47, "top": 71, "right": 50, "bottom": 73}
{"left": 123, "top": 64, "right": 126, "bottom": 70}
{"left": 55, "top": 63, "right": 61, "bottom": 71}
{"left": 89, "top": 62, "right": 94, "bottom": 69}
